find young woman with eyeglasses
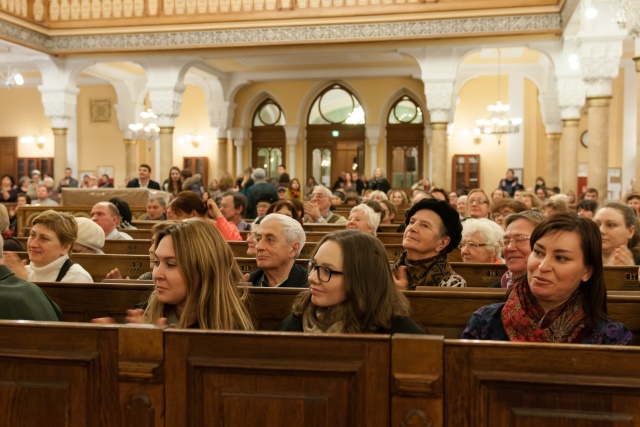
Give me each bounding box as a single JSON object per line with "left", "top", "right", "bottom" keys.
{"left": 276, "top": 230, "right": 424, "bottom": 334}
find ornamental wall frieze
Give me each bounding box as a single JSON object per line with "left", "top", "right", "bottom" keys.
{"left": 0, "top": 13, "right": 561, "bottom": 53}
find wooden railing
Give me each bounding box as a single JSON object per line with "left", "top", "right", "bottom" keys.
{"left": 0, "top": 0, "right": 561, "bottom": 27}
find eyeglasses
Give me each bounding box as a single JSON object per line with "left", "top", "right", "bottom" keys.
{"left": 311, "top": 193, "right": 328, "bottom": 200}
{"left": 458, "top": 242, "right": 487, "bottom": 251}
{"left": 307, "top": 260, "right": 343, "bottom": 282}
{"left": 492, "top": 211, "right": 513, "bottom": 219}
{"left": 468, "top": 199, "right": 489, "bottom": 205}
{"left": 502, "top": 236, "right": 530, "bottom": 248}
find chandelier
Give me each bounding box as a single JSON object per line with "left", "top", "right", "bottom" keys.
{"left": 2, "top": 65, "right": 24, "bottom": 88}
{"left": 128, "top": 108, "right": 159, "bottom": 141}
{"left": 474, "top": 48, "right": 522, "bottom": 144}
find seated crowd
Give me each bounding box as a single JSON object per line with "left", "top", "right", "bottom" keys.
{"left": 1, "top": 165, "right": 639, "bottom": 347}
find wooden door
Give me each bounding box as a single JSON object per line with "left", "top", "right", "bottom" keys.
{"left": 0, "top": 137, "right": 17, "bottom": 178}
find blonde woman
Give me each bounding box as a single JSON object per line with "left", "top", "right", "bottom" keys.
{"left": 128, "top": 219, "right": 255, "bottom": 329}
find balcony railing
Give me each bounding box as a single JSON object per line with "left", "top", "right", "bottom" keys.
{"left": 0, "top": 0, "right": 562, "bottom": 28}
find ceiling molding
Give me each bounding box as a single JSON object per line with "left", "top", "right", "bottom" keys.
{"left": 0, "top": 13, "right": 561, "bottom": 54}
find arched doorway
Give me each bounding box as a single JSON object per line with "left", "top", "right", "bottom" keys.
{"left": 385, "top": 95, "right": 424, "bottom": 194}
{"left": 306, "top": 84, "right": 365, "bottom": 188}
{"left": 251, "top": 99, "right": 286, "bottom": 180}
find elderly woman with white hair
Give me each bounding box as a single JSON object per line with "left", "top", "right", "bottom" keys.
{"left": 346, "top": 204, "right": 380, "bottom": 236}
{"left": 459, "top": 218, "right": 505, "bottom": 264}
{"left": 369, "top": 190, "right": 388, "bottom": 203}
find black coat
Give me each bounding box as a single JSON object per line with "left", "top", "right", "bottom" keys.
{"left": 126, "top": 178, "right": 161, "bottom": 190}
{"left": 248, "top": 262, "right": 309, "bottom": 288}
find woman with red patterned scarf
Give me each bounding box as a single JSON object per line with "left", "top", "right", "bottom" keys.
{"left": 463, "top": 213, "right": 632, "bottom": 345}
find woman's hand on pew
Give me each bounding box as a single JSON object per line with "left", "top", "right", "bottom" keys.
{"left": 4, "top": 251, "right": 29, "bottom": 280}
{"left": 104, "top": 267, "right": 130, "bottom": 280}
{"left": 126, "top": 309, "right": 168, "bottom": 326}
{"left": 91, "top": 317, "right": 116, "bottom": 324}
{"left": 393, "top": 266, "right": 409, "bottom": 290}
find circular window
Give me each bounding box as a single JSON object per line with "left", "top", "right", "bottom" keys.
{"left": 394, "top": 98, "right": 418, "bottom": 123}
{"left": 319, "top": 87, "right": 354, "bottom": 124}
{"left": 258, "top": 102, "right": 282, "bottom": 126}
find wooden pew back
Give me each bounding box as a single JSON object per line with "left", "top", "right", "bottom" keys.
{"left": 445, "top": 338, "right": 640, "bottom": 426}
{"left": 164, "top": 330, "right": 413, "bottom": 427}
{"left": 0, "top": 321, "right": 165, "bottom": 427}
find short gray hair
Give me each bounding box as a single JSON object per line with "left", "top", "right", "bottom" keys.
{"left": 350, "top": 204, "right": 380, "bottom": 233}
{"left": 369, "top": 190, "right": 388, "bottom": 201}
{"left": 461, "top": 218, "right": 504, "bottom": 256}
{"left": 148, "top": 196, "right": 167, "bottom": 208}
{"left": 260, "top": 213, "right": 306, "bottom": 257}
{"left": 313, "top": 185, "right": 332, "bottom": 198}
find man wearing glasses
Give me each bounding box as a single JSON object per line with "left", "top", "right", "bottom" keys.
{"left": 303, "top": 186, "right": 348, "bottom": 224}
{"left": 490, "top": 211, "right": 545, "bottom": 289}
{"left": 248, "top": 214, "right": 309, "bottom": 288}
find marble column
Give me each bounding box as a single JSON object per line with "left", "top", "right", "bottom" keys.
{"left": 431, "top": 122, "right": 448, "bottom": 188}
{"left": 546, "top": 133, "right": 561, "bottom": 188}
{"left": 124, "top": 139, "right": 138, "bottom": 182}
{"left": 587, "top": 97, "right": 611, "bottom": 201}
{"left": 560, "top": 120, "right": 580, "bottom": 196}
{"left": 159, "top": 127, "right": 174, "bottom": 181}
{"left": 217, "top": 138, "right": 228, "bottom": 175}
{"left": 52, "top": 128, "right": 67, "bottom": 183}
{"left": 635, "top": 57, "right": 640, "bottom": 189}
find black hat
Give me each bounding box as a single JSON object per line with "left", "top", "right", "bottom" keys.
{"left": 257, "top": 193, "right": 278, "bottom": 205}
{"left": 404, "top": 198, "right": 462, "bottom": 254}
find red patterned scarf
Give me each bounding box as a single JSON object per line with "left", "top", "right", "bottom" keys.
{"left": 501, "top": 278, "right": 588, "bottom": 343}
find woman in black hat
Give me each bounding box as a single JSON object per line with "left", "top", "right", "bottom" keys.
{"left": 391, "top": 199, "right": 466, "bottom": 289}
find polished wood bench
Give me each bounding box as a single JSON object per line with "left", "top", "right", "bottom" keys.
{"left": 16, "top": 205, "right": 149, "bottom": 233}
{"left": 32, "top": 283, "right": 640, "bottom": 344}
{"left": 0, "top": 320, "right": 164, "bottom": 427}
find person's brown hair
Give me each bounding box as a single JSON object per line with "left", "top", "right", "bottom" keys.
{"left": 32, "top": 210, "right": 78, "bottom": 251}
{"left": 144, "top": 219, "right": 254, "bottom": 330}
{"left": 291, "top": 230, "right": 412, "bottom": 333}
{"left": 169, "top": 191, "right": 207, "bottom": 218}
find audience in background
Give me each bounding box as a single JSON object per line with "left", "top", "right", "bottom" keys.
{"left": 140, "top": 196, "right": 167, "bottom": 221}
{"left": 346, "top": 204, "right": 379, "bottom": 236}
{"left": 91, "top": 202, "right": 133, "bottom": 240}
{"left": 219, "top": 192, "right": 251, "bottom": 231}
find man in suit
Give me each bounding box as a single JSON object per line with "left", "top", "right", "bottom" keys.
{"left": 126, "top": 164, "right": 161, "bottom": 190}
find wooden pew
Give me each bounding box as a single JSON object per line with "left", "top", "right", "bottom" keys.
{"left": 444, "top": 338, "right": 640, "bottom": 426}
{"left": 17, "top": 237, "right": 152, "bottom": 255}
{"left": 32, "top": 283, "right": 640, "bottom": 345}
{"left": 164, "top": 329, "right": 432, "bottom": 427}
{"left": 16, "top": 205, "right": 149, "bottom": 232}
{"left": 0, "top": 320, "right": 164, "bottom": 427}
{"left": 15, "top": 252, "right": 151, "bottom": 282}
{"left": 38, "top": 281, "right": 153, "bottom": 322}
{"left": 303, "top": 223, "right": 400, "bottom": 233}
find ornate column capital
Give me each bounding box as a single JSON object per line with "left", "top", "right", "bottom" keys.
{"left": 538, "top": 93, "right": 562, "bottom": 134}
{"left": 284, "top": 126, "right": 299, "bottom": 145}
{"left": 366, "top": 125, "right": 381, "bottom": 146}
{"left": 148, "top": 84, "right": 185, "bottom": 128}
{"left": 424, "top": 81, "right": 455, "bottom": 124}
{"left": 556, "top": 76, "right": 586, "bottom": 121}
{"left": 209, "top": 101, "right": 236, "bottom": 132}
{"left": 38, "top": 86, "right": 80, "bottom": 129}
{"left": 231, "top": 127, "right": 245, "bottom": 146}
{"left": 578, "top": 36, "right": 625, "bottom": 98}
